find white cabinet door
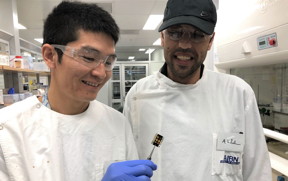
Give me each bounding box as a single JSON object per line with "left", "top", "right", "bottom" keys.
{"left": 110, "top": 65, "right": 122, "bottom": 111}
{"left": 122, "top": 64, "right": 148, "bottom": 97}
{"left": 109, "top": 63, "right": 148, "bottom": 111}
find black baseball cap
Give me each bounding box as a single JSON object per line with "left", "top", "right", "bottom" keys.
{"left": 158, "top": 0, "right": 217, "bottom": 35}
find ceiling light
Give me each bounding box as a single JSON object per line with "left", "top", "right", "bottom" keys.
{"left": 128, "top": 56, "right": 135, "bottom": 60}
{"left": 153, "top": 38, "right": 161, "bottom": 45}
{"left": 139, "top": 48, "right": 146, "bottom": 51}
{"left": 23, "top": 51, "right": 31, "bottom": 56}
{"left": 145, "top": 48, "right": 155, "bottom": 54}
{"left": 143, "top": 15, "right": 163, "bottom": 30}
{"left": 16, "top": 23, "right": 27, "bottom": 29}
{"left": 34, "top": 38, "right": 43, "bottom": 43}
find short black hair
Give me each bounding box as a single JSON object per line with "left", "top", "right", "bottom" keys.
{"left": 43, "top": 1, "right": 119, "bottom": 46}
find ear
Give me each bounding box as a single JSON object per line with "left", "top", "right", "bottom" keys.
{"left": 160, "top": 32, "right": 165, "bottom": 47}
{"left": 207, "top": 33, "right": 215, "bottom": 50}
{"left": 42, "top": 44, "right": 58, "bottom": 69}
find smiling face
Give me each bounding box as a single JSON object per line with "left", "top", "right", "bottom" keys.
{"left": 43, "top": 30, "right": 115, "bottom": 114}
{"left": 161, "top": 24, "right": 214, "bottom": 84}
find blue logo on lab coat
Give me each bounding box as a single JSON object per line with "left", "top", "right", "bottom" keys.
{"left": 220, "top": 155, "right": 240, "bottom": 165}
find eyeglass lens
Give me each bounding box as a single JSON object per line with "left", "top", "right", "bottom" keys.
{"left": 75, "top": 47, "right": 116, "bottom": 71}
{"left": 166, "top": 29, "right": 208, "bottom": 43}
{"left": 52, "top": 44, "right": 116, "bottom": 71}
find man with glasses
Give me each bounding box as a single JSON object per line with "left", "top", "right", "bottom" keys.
{"left": 0, "top": 1, "right": 157, "bottom": 181}
{"left": 124, "top": 0, "right": 271, "bottom": 180}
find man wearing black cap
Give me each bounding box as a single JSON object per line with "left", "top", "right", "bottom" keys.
{"left": 123, "top": 0, "right": 272, "bottom": 180}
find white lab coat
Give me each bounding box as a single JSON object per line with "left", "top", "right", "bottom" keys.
{"left": 0, "top": 96, "right": 138, "bottom": 181}
{"left": 124, "top": 68, "right": 272, "bottom": 181}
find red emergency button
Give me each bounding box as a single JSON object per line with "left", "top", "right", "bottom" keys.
{"left": 268, "top": 38, "right": 276, "bottom": 46}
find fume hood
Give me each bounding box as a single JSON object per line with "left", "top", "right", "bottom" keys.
{"left": 215, "top": 0, "right": 288, "bottom": 179}
{"left": 215, "top": 0, "right": 288, "bottom": 69}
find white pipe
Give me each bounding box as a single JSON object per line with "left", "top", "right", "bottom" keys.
{"left": 264, "top": 128, "right": 288, "bottom": 177}
{"left": 263, "top": 128, "right": 288, "bottom": 144}
{"left": 269, "top": 152, "right": 288, "bottom": 177}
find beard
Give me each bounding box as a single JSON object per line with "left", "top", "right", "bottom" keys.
{"left": 167, "top": 59, "right": 202, "bottom": 79}
{"left": 164, "top": 48, "right": 206, "bottom": 82}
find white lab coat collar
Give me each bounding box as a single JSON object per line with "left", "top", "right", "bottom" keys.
{"left": 156, "top": 67, "right": 207, "bottom": 89}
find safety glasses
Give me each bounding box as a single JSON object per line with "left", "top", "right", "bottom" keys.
{"left": 165, "top": 28, "right": 212, "bottom": 43}
{"left": 51, "top": 44, "right": 117, "bottom": 71}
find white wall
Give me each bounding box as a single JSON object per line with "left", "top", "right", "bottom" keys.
{"left": 0, "top": 0, "right": 21, "bottom": 55}
{"left": 0, "top": 0, "right": 14, "bottom": 34}
{"left": 96, "top": 82, "right": 109, "bottom": 105}
{"left": 204, "top": 44, "right": 216, "bottom": 71}
{"left": 151, "top": 48, "right": 164, "bottom": 62}
{"left": 149, "top": 48, "right": 164, "bottom": 75}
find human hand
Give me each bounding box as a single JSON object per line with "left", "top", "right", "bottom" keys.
{"left": 102, "top": 160, "right": 157, "bottom": 181}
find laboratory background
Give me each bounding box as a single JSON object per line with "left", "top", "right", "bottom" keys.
{"left": 0, "top": 0, "right": 287, "bottom": 180}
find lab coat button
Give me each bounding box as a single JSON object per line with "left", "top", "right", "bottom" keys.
{"left": 0, "top": 124, "right": 4, "bottom": 130}
{"left": 36, "top": 103, "right": 41, "bottom": 108}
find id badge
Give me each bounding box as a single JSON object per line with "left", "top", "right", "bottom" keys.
{"left": 216, "top": 132, "right": 244, "bottom": 152}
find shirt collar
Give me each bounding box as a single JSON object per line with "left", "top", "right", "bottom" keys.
{"left": 160, "top": 63, "right": 205, "bottom": 79}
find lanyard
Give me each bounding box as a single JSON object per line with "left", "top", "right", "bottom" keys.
{"left": 41, "top": 93, "right": 51, "bottom": 109}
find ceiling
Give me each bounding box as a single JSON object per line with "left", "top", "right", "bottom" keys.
{"left": 16, "top": 0, "right": 168, "bottom": 61}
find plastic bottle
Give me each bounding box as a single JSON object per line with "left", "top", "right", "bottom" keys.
{"left": 14, "top": 56, "right": 23, "bottom": 68}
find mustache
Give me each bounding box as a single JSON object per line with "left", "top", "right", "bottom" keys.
{"left": 173, "top": 48, "right": 195, "bottom": 54}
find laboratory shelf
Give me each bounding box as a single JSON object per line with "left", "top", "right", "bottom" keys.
{"left": 0, "top": 65, "right": 50, "bottom": 76}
